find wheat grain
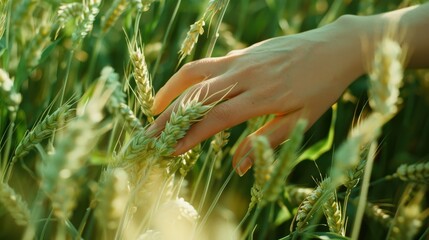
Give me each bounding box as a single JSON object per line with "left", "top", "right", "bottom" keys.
{"left": 331, "top": 114, "right": 383, "bottom": 186}
{"left": 364, "top": 201, "right": 392, "bottom": 227}
{"left": 204, "top": 0, "right": 228, "bottom": 21}
{"left": 27, "top": 19, "right": 51, "bottom": 68}
{"left": 393, "top": 162, "right": 429, "bottom": 183}
{"left": 152, "top": 197, "right": 198, "bottom": 240}
{"left": 129, "top": 39, "right": 155, "bottom": 121}
{"left": 369, "top": 38, "right": 403, "bottom": 116}
{"left": 261, "top": 119, "right": 307, "bottom": 206}
{"left": 155, "top": 87, "right": 219, "bottom": 156}
{"left": 295, "top": 178, "right": 331, "bottom": 231}
{"left": 40, "top": 82, "right": 109, "bottom": 219}
{"left": 344, "top": 158, "right": 367, "bottom": 189}
{"left": 103, "top": 66, "right": 144, "bottom": 132}
{"left": 141, "top": 0, "right": 158, "bottom": 12}
{"left": 252, "top": 135, "right": 274, "bottom": 188}
{"left": 248, "top": 136, "right": 274, "bottom": 210}
{"left": 284, "top": 186, "right": 313, "bottom": 207}
{"left": 323, "top": 193, "right": 344, "bottom": 236}
{"left": 95, "top": 168, "right": 129, "bottom": 230}
{"left": 72, "top": 0, "right": 100, "bottom": 42}
{"left": 388, "top": 185, "right": 424, "bottom": 240}
{"left": 117, "top": 103, "right": 144, "bottom": 131}
{"left": 211, "top": 130, "right": 230, "bottom": 177}
{"left": 179, "top": 144, "right": 201, "bottom": 177}
{"left": 0, "top": 68, "right": 22, "bottom": 112}
{"left": 57, "top": 2, "right": 83, "bottom": 30}
{"left": 0, "top": 182, "right": 30, "bottom": 226}
{"left": 117, "top": 129, "right": 155, "bottom": 165}
{"left": 179, "top": 19, "right": 205, "bottom": 62}
{"left": 9, "top": 104, "right": 73, "bottom": 177}
{"left": 101, "top": 0, "right": 128, "bottom": 33}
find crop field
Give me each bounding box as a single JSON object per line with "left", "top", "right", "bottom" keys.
{"left": 0, "top": 0, "right": 428, "bottom": 239}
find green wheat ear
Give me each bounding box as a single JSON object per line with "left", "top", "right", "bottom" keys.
{"left": 0, "top": 182, "right": 30, "bottom": 226}
{"left": 155, "top": 83, "right": 235, "bottom": 156}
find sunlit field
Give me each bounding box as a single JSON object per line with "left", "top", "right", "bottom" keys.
{"left": 0, "top": 0, "right": 428, "bottom": 239}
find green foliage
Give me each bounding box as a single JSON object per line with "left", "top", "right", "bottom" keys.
{"left": 0, "top": 0, "right": 428, "bottom": 240}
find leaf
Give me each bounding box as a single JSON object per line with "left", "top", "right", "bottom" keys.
{"left": 37, "top": 37, "right": 62, "bottom": 66}
{"left": 15, "top": 52, "right": 28, "bottom": 90}
{"left": 298, "top": 104, "right": 337, "bottom": 162}
{"left": 0, "top": 39, "right": 6, "bottom": 57}
{"left": 274, "top": 204, "right": 292, "bottom": 226}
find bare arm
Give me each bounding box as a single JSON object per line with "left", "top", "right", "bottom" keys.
{"left": 149, "top": 4, "right": 429, "bottom": 176}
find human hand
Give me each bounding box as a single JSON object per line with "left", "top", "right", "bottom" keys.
{"left": 149, "top": 16, "right": 366, "bottom": 176}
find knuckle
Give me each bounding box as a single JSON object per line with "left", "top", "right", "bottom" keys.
{"left": 210, "top": 105, "right": 232, "bottom": 123}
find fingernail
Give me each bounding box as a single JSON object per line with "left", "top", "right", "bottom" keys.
{"left": 237, "top": 157, "right": 252, "bottom": 177}
{"left": 151, "top": 99, "right": 159, "bottom": 115}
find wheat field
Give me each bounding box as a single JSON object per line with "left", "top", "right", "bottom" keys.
{"left": 0, "top": 0, "right": 428, "bottom": 239}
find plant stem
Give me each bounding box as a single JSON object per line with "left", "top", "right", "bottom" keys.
{"left": 190, "top": 147, "right": 212, "bottom": 203}
{"left": 60, "top": 49, "right": 75, "bottom": 107}
{"left": 2, "top": 112, "right": 16, "bottom": 182}
{"left": 351, "top": 141, "right": 377, "bottom": 240}
{"left": 194, "top": 168, "right": 235, "bottom": 239}
{"left": 241, "top": 206, "right": 262, "bottom": 240}
{"left": 197, "top": 150, "right": 217, "bottom": 213}
{"left": 204, "top": 0, "right": 230, "bottom": 58}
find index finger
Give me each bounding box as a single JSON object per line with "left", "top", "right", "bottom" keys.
{"left": 152, "top": 58, "right": 225, "bottom": 115}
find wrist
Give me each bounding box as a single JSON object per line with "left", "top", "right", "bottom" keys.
{"left": 336, "top": 4, "right": 429, "bottom": 72}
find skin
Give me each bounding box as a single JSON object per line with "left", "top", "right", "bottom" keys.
{"left": 149, "top": 4, "right": 429, "bottom": 176}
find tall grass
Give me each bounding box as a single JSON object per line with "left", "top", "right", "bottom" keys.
{"left": 0, "top": 0, "right": 428, "bottom": 239}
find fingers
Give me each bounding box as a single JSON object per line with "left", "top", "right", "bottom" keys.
{"left": 152, "top": 58, "right": 224, "bottom": 115}
{"left": 172, "top": 92, "right": 270, "bottom": 155}
{"left": 233, "top": 110, "right": 304, "bottom": 176}
{"left": 148, "top": 77, "right": 242, "bottom": 136}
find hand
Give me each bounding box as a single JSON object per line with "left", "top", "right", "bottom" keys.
{"left": 149, "top": 16, "right": 366, "bottom": 176}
